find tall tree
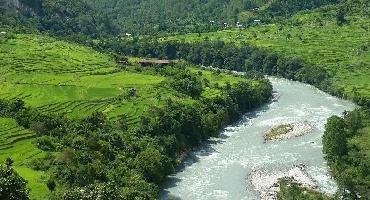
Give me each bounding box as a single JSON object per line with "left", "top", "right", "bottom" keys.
{"left": 0, "top": 158, "right": 30, "bottom": 200}
{"left": 322, "top": 116, "right": 348, "bottom": 163}
{"left": 0, "top": 0, "right": 5, "bottom": 15}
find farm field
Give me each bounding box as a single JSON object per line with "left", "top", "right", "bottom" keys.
{"left": 0, "top": 33, "right": 252, "bottom": 199}
{"left": 165, "top": 6, "right": 370, "bottom": 100}
{"left": 0, "top": 34, "right": 170, "bottom": 123}
{"left": 0, "top": 118, "right": 48, "bottom": 199}
{"left": 0, "top": 34, "right": 248, "bottom": 121}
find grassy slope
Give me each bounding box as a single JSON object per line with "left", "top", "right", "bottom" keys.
{"left": 0, "top": 118, "right": 49, "bottom": 199}
{"left": 0, "top": 33, "right": 249, "bottom": 199}
{"left": 0, "top": 34, "right": 246, "bottom": 121}
{"left": 166, "top": 5, "right": 370, "bottom": 100}
{"left": 0, "top": 34, "right": 165, "bottom": 121}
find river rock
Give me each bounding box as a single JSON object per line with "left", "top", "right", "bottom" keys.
{"left": 271, "top": 92, "right": 280, "bottom": 102}
{"left": 250, "top": 164, "right": 316, "bottom": 200}
{"left": 265, "top": 122, "right": 313, "bottom": 141}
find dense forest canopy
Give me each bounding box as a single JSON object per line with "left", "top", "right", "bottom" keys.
{"left": 1, "top": 0, "right": 344, "bottom": 36}
{"left": 85, "top": 0, "right": 342, "bottom": 34}
{"left": 323, "top": 108, "right": 370, "bottom": 199}
{"left": 0, "top": 0, "right": 118, "bottom": 38}
{"left": 85, "top": 0, "right": 255, "bottom": 34}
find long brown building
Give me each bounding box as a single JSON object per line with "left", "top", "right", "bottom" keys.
{"left": 138, "top": 59, "right": 178, "bottom": 67}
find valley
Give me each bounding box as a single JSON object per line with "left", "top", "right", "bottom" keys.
{"left": 0, "top": 0, "right": 369, "bottom": 199}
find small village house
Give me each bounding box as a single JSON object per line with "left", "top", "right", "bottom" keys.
{"left": 138, "top": 59, "right": 178, "bottom": 67}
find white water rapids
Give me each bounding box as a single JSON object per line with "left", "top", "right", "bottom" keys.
{"left": 161, "top": 77, "right": 355, "bottom": 200}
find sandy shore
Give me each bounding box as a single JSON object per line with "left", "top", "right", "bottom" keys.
{"left": 250, "top": 164, "right": 317, "bottom": 200}
{"left": 265, "top": 122, "right": 313, "bottom": 141}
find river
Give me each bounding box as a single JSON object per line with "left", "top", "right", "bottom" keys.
{"left": 161, "top": 77, "right": 355, "bottom": 200}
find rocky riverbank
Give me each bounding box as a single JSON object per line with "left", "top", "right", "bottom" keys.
{"left": 250, "top": 164, "right": 317, "bottom": 200}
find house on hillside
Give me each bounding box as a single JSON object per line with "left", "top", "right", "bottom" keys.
{"left": 138, "top": 59, "right": 178, "bottom": 67}
{"left": 236, "top": 22, "right": 243, "bottom": 28}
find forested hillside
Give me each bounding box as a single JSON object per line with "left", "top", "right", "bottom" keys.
{"left": 86, "top": 0, "right": 341, "bottom": 34}
{"left": 1, "top": 0, "right": 369, "bottom": 199}
{"left": 161, "top": 0, "right": 370, "bottom": 105}
{"left": 85, "top": 0, "right": 257, "bottom": 34}
{"left": 1, "top": 0, "right": 342, "bottom": 36}
{"left": 0, "top": 0, "right": 118, "bottom": 38}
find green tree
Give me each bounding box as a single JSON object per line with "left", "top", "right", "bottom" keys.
{"left": 167, "top": 70, "right": 204, "bottom": 98}
{"left": 344, "top": 110, "right": 363, "bottom": 135}
{"left": 323, "top": 116, "right": 348, "bottom": 164}
{"left": 83, "top": 112, "right": 107, "bottom": 131}
{"left": 134, "top": 146, "right": 172, "bottom": 184}
{"left": 46, "top": 179, "right": 56, "bottom": 191}
{"left": 323, "top": 109, "right": 370, "bottom": 198}
{"left": 0, "top": 158, "right": 30, "bottom": 200}
{"left": 336, "top": 7, "right": 347, "bottom": 25}
{"left": 118, "top": 115, "right": 128, "bottom": 131}
{"left": 0, "top": 0, "right": 5, "bottom": 15}
{"left": 125, "top": 88, "right": 137, "bottom": 99}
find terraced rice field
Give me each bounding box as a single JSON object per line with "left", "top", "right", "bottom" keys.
{"left": 0, "top": 34, "right": 115, "bottom": 74}
{"left": 0, "top": 34, "right": 169, "bottom": 121}
{"left": 0, "top": 118, "right": 48, "bottom": 200}
{"left": 0, "top": 118, "right": 35, "bottom": 151}
{"left": 0, "top": 34, "right": 246, "bottom": 122}
{"left": 166, "top": 8, "right": 370, "bottom": 100}
{"left": 0, "top": 34, "right": 170, "bottom": 198}
{"left": 0, "top": 33, "right": 248, "bottom": 199}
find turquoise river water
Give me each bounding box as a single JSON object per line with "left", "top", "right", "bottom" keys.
{"left": 161, "top": 77, "right": 355, "bottom": 200}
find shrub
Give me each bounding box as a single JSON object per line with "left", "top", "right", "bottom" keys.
{"left": 0, "top": 158, "right": 30, "bottom": 200}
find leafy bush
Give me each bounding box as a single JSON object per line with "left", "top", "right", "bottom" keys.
{"left": 323, "top": 108, "right": 370, "bottom": 198}
{"left": 166, "top": 69, "right": 204, "bottom": 98}
{"left": 0, "top": 158, "right": 30, "bottom": 200}
{"left": 35, "top": 136, "right": 56, "bottom": 151}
